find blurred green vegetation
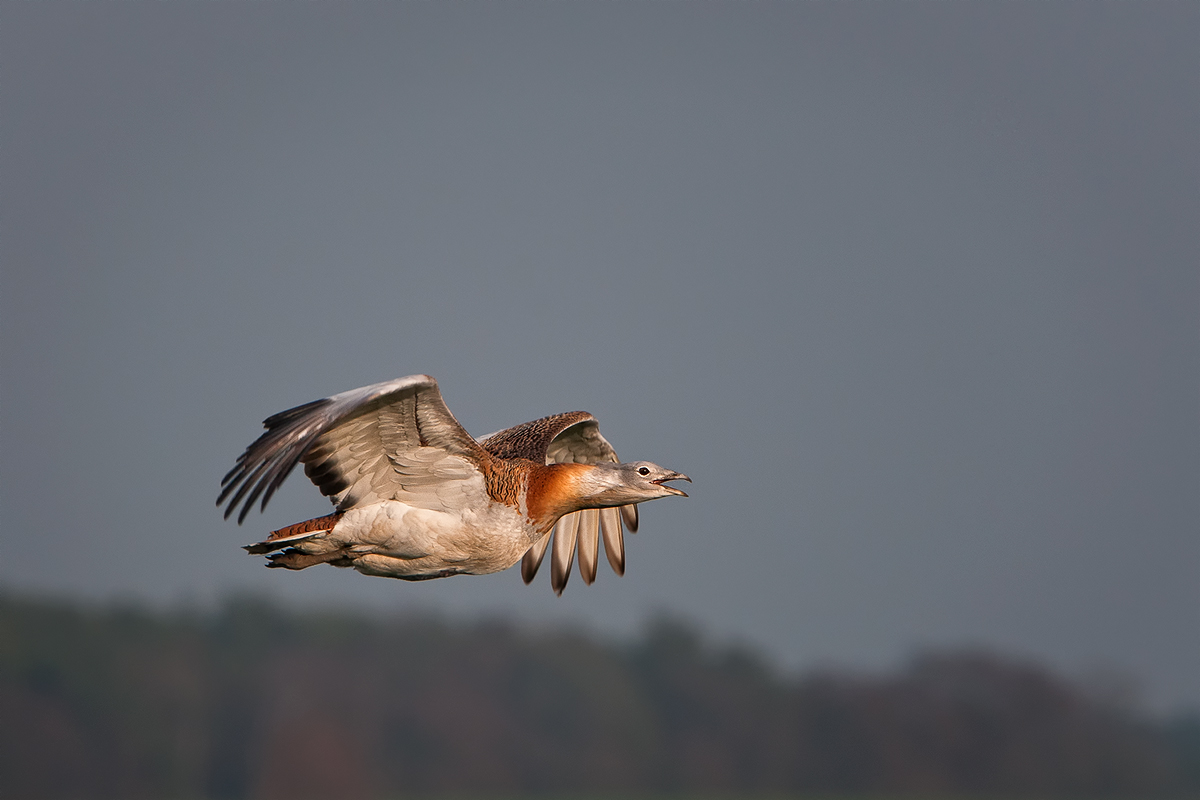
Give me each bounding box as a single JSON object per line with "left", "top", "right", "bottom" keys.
{"left": 1, "top": 590, "right": 1196, "bottom": 800}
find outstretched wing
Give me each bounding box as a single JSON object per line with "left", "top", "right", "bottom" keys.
{"left": 219, "top": 374, "right": 490, "bottom": 523}
{"left": 479, "top": 413, "right": 638, "bottom": 594}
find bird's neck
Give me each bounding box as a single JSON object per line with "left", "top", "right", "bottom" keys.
{"left": 521, "top": 462, "right": 597, "bottom": 531}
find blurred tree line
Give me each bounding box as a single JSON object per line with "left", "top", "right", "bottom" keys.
{"left": 1, "top": 591, "right": 1196, "bottom": 799}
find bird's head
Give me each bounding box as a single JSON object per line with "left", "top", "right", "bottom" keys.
{"left": 572, "top": 461, "right": 691, "bottom": 508}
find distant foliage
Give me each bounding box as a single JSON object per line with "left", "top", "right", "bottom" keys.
{"left": 0, "top": 592, "right": 1194, "bottom": 799}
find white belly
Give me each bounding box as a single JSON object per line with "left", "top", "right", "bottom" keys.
{"left": 289, "top": 500, "right": 540, "bottom": 580}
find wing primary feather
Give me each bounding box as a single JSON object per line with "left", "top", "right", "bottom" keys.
{"left": 550, "top": 512, "right": 579, "bottom": 596}
{"left": 218, "top": 451, "right": 263, "bottom": 504}
{"left": 600, "top": 507, "right": 625, "bottom": 576}
{"left": 261, "top": 397, "right": 332, "bottom": 428}
{"left": 256, "top": 430, "right": 327, "bottom": 508}
{"left": 621, "top": 504, "right": 639, "bottom": 534}
{"left": 245, "top": 453, "right": 303, "bottom": 520}
{"left": 220, "top": 417, "right": 322, "bottom": 520}
{"left": 521, "top": 533, "right": 551, "bottom": 584}
{"left": 254, "top": 455, "right": 309, "bottom": 518}
{"left": 228, "top": 429, "right": 323, "bottom": 523}
{"left": 577, "top": 509, "right": 599, "bottom": 585}
{"left": 219, "top": 458, "right": 249, "bottom": 495}
{"left": 220, "top": 458, "right": 274, "bottom": 521}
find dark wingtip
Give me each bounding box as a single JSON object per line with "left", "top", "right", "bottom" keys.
{"left": 216, "top": 480, "right": 236, "bottom": 507}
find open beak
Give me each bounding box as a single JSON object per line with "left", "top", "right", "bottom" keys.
{"left": 652, "top": 471, "right": 691, "bottom": 497}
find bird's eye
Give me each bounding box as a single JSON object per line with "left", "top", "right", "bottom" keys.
{"left": 637, "top": 466, "right": 651, "bottom": 476}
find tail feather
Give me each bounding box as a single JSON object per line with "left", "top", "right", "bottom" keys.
{"left": 243, "top": 512, "right": 343, "bottom": 555}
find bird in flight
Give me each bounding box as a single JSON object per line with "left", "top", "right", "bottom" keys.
{"left": 218, "top": 374, "right": 689, "bottom": 594}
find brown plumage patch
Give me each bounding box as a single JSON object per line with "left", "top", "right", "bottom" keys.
{"left": 481, "top": 411, "right": 594, "bottom": 462}
{"left": 480, "top": 455, "right": 593, "bottom": 532}
{"left": 244, "top": 512, "right": 345, "bottom": 556}
{"left": 482, "top": 457, "right": 530, "bottom": 511}
{"left": 523, "top": 462, "right": 592, "bottom": 532}
{"left": 267, "top": 512, "right": 344, "bottom": 542}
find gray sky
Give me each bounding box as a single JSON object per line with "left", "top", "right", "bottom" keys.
{"left": 2, "top": 3, "right": 1197, "bottom": 711}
